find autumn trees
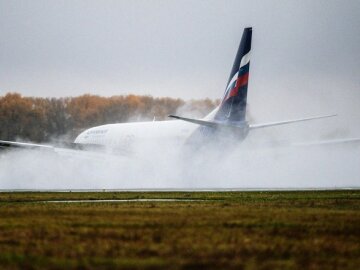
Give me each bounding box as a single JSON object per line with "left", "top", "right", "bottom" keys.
{"left": 0, "top": 93, "right": 218, "bottom": 142}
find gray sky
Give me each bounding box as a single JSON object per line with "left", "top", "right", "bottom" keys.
{"left": 1, "top": 0, "right": 360, "bottom": 133}
{"left": 1, "top": 0, "right": 360, "bottom": 188}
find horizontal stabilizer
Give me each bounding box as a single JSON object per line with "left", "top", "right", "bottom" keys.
{"left": 249, "top": 114, "right": 337, "bottom": 130}
{"left": 169, "top": 115, "right": 219, "bottom": 128}
{"left": 168, "top": 115, "right": 246, "bottom": 129}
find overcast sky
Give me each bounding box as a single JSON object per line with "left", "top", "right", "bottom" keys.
{"left": 1, "top": 0, "right": 360, "bottom": 133}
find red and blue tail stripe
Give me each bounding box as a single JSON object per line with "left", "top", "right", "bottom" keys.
{"left": 215, "top": 27, "right": 252, "bottom": 122}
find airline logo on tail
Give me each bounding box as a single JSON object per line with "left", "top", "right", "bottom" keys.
{"left": 215, "top": 27, "right": 252, "bottom": 122}
{"left": 223, "top": 51, "right": 250, "bottom": 101}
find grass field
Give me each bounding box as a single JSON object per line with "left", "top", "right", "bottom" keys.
{"left": 0, "top": 190, "right": 359, "bottom": 269}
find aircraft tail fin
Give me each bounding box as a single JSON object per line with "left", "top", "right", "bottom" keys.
{"left": 214, "top": 27, "right": 252, "bottom": 122}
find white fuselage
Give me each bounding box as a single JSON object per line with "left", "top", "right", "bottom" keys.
{"left": 74, "top": 107, "right": 221, "bottom": 151}
{"left": 74, "top": 120, "right": 198, "bottom": 150}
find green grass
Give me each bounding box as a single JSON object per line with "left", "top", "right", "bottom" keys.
{"left": 0, "top": 190, "right": 359, "bottom": 269}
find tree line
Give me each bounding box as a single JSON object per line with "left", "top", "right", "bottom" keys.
{"left": 0, "top": 93, "right": 218, "bottom": 142}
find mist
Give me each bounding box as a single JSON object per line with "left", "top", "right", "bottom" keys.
{"left": 1, "top": 0, "right": 359, "bottom": 189}
{"left": 1, "top": 120, "right": 359, "bottom": 190}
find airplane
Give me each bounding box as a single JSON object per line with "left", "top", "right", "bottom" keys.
{"left": 0, "top": 27, "right": 359, "bottom": 154}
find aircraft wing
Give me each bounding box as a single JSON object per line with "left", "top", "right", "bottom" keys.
{"left": 0, "top": 140, "right": 54, "bottom": 151}
{"left": 0, "top": 140, "right": 134, "bottom": 165}
{"left": 0, "top": 139, "right": 106, "bottom": 154}
{"left": 291, "top": 138, "right": 360, "bottom": 147}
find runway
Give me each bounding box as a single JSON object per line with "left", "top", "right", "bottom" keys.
{"left": 43, "top": 198, "right": 203, "bottom": 203}
{"left": 1, "top": 187, "right": 359, "bottom": 192}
